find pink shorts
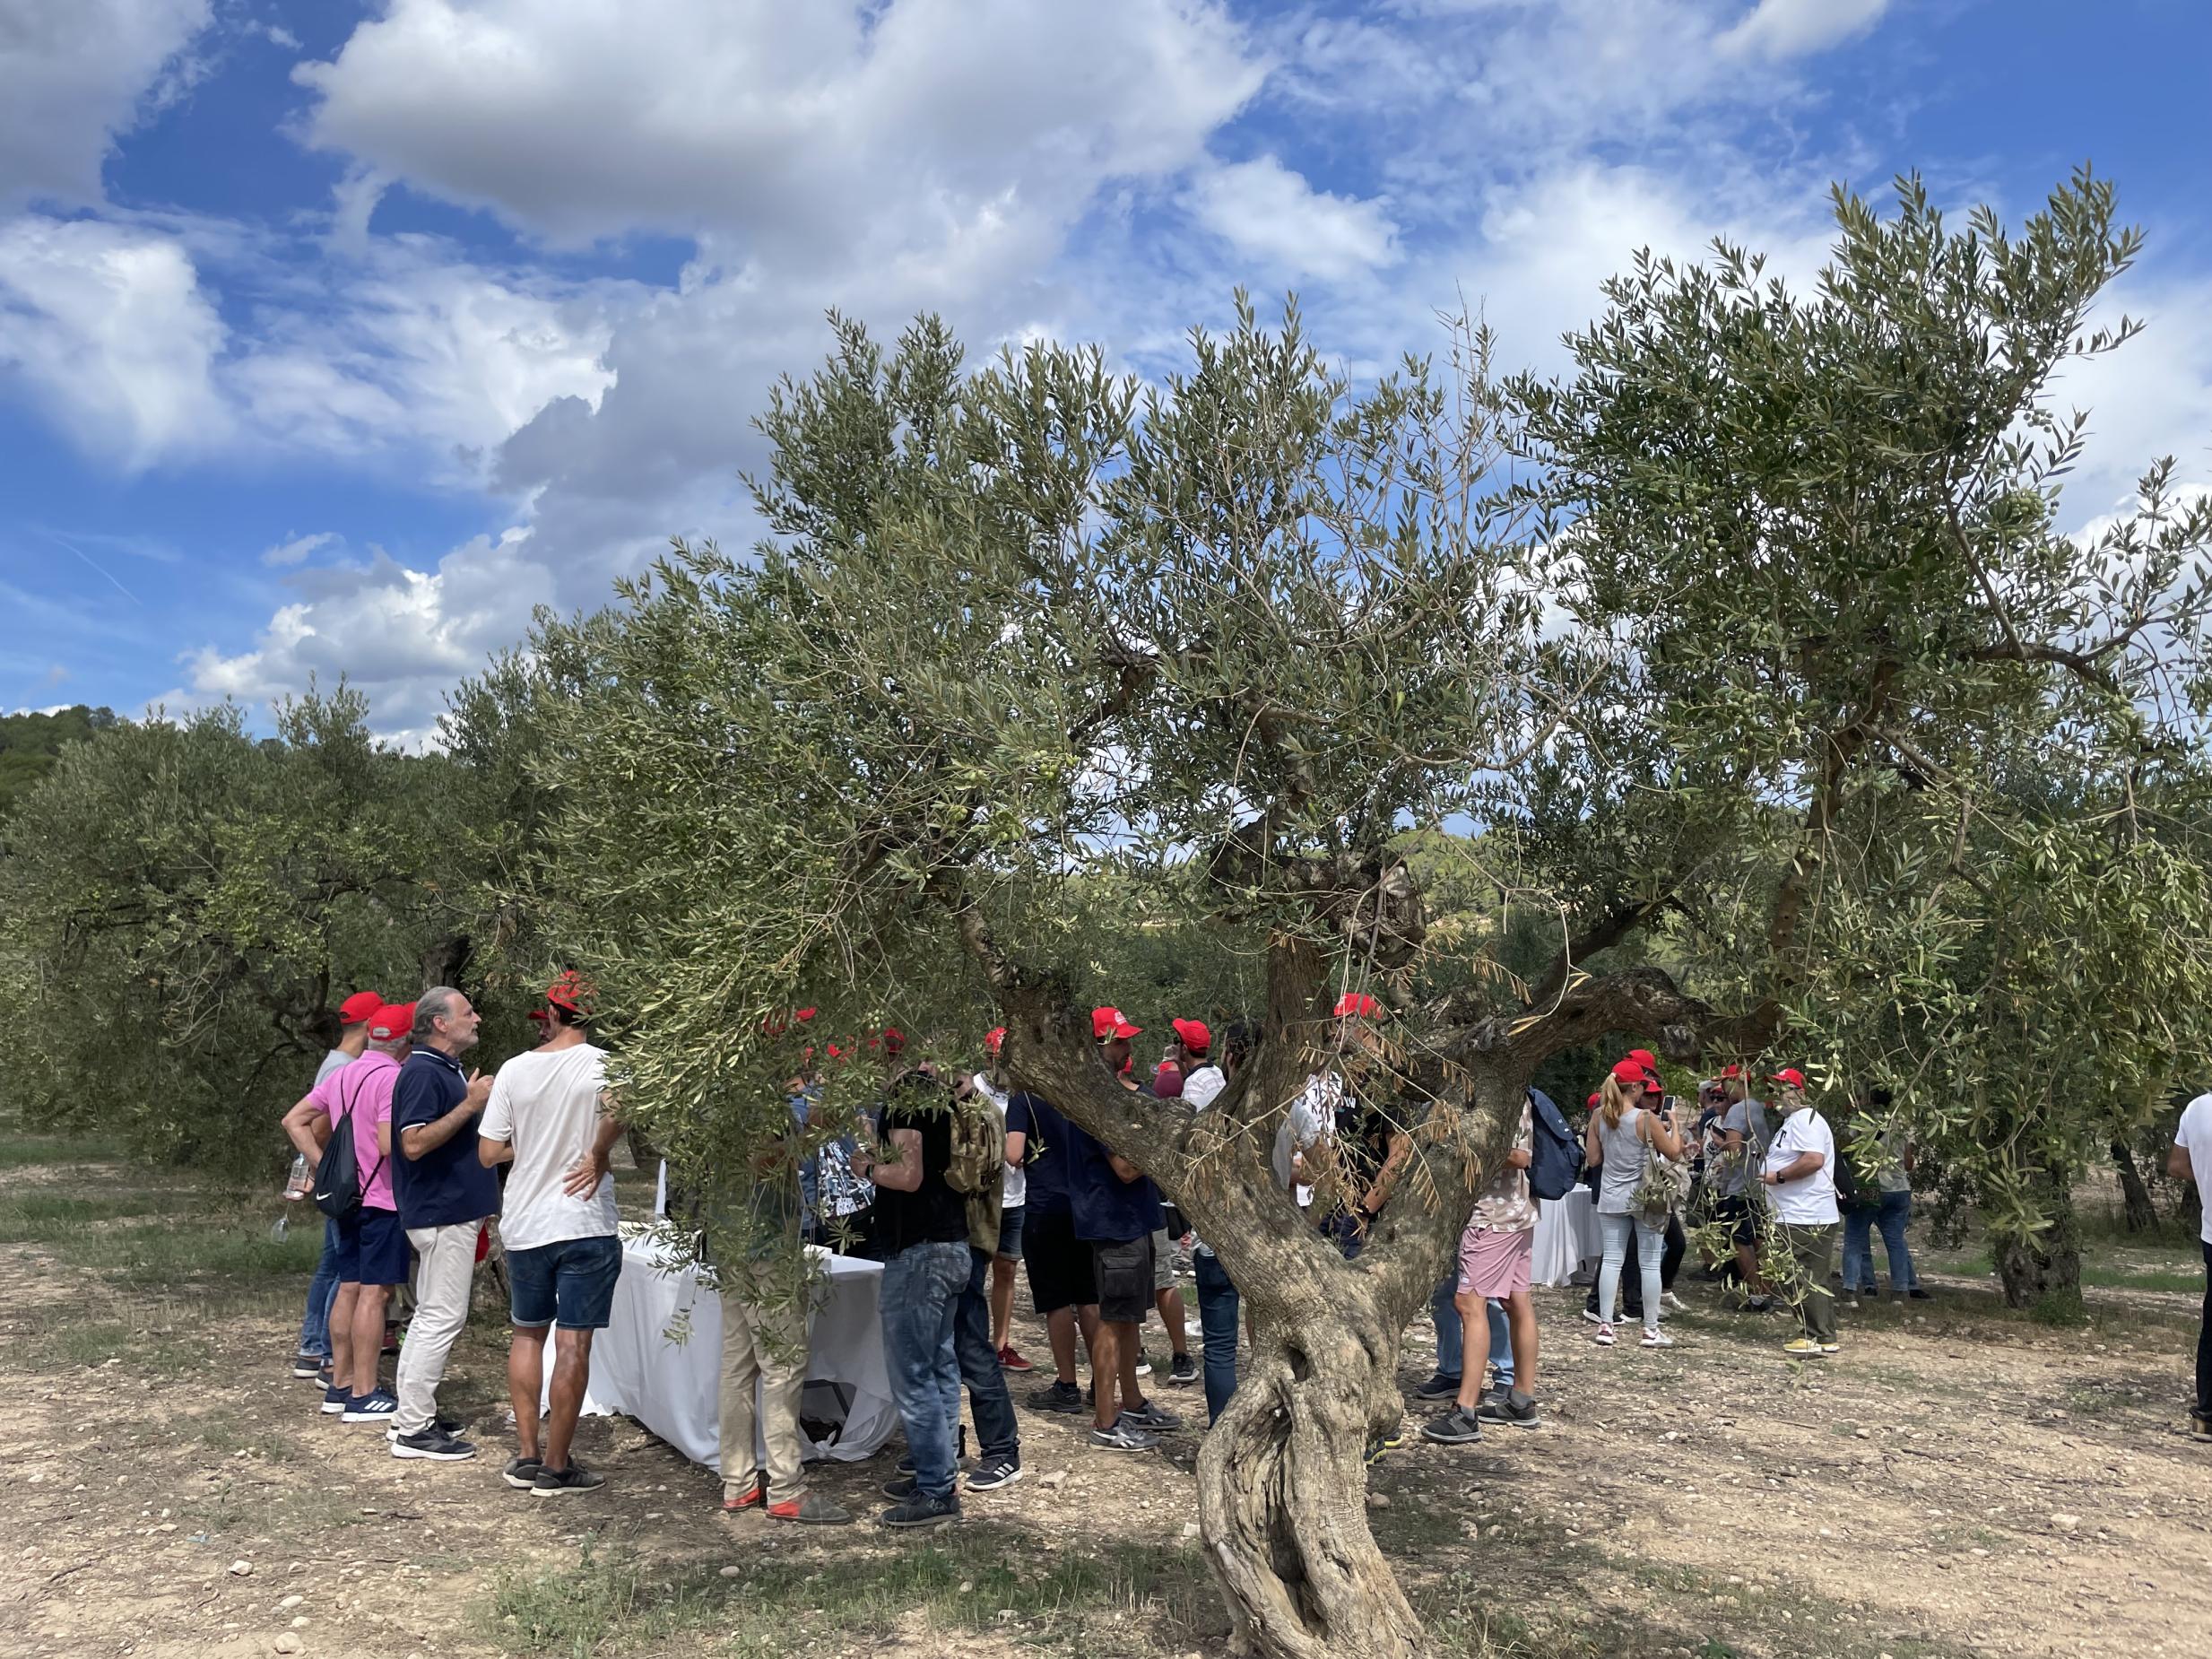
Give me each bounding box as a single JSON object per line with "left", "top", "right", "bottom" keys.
{"left": 1456, "top": 1223, "right": 1533, "bottom": 1299}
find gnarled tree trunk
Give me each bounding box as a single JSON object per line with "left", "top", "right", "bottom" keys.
{"left": 1995, "top": 1174, "right": 2084, "bottom": 1318}
{"left": 2112, "top": 1138, "right": 2157, "bottom": 1233}
{"left": 1197, "top": 1304, "right": 1422, "bottom": 1659}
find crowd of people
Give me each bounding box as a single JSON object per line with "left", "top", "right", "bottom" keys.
{"left": 278, "top": 977, "right": 1961, "bottom": 1529}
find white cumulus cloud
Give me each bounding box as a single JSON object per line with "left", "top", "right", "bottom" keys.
{"left": 0, "top": 0, "right": 214, "bottom": 208}
{"left": 1185, "top": 155, "right": 1400, "bottom": 284}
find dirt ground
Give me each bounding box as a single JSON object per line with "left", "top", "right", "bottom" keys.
{"left": 4, "top": 1140, "right": 2211, "bottom": 1659}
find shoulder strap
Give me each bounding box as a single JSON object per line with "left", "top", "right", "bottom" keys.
{"left": 342, "top": 1064, "right": 388, "bottom": 1187}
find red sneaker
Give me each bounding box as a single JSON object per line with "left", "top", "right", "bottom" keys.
{"left": 721, "top": 1472, "right": 766, "bottom": 1511}
{"left": 997, "top": 1345, "right": 1035, "bottom": 1373}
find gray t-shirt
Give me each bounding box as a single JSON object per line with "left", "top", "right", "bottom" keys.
{"left": 1717, "top": 1099, "right": 1771, "bottom": 1198}
{"left": 315, "top": 1048, "right": 354, "bottom": 1085}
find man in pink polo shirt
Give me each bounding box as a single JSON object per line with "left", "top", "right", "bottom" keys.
{"left": 302, "top": 1002, "right": 414, "bottom": 1425}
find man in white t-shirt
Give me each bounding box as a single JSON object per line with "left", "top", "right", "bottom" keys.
{"left": 2167, "top": 1094, "right": 2212, "bottom": 1441}
{"left": 1758, "top": 1068, "right": 1841, "bottom": 1358}
{"left": 972, "top": 1028, "right": 1032, "bottom": 1370}
{"left": 477, "top": 972, "right": 624, "bottom": 1496}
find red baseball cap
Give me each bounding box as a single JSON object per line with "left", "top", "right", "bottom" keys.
{"left": 368, "top": 1002, "right": 415, "bottom": 1042}
{"left": 1586, "top": 1091, "right": 1601, "bottom": 1108}
{"left": 985, "top": 1027, "right": 1007, "bottom": 1056}
{"left": 1171, "top": 1017, "right": 1211, "bottom": 1055}
{"left": 1609, "top": 1058, "right": 1651, "bottom": 1087}
{"left": 1333, "top": 992, "right": 1382, "bottom": 1020}
{"left": 1091, "top": 1006, "right": 1141, "bottom": 1041}
{"left": 546, "top": 970, "right": 594, "bottom": 1016}
{"left": 1718, "top": 1063, "right": 1745, "bottom": 1080}
{"left": 1769, "top": 1066, "right": 1807, "bottom": 1090}
{"left": 338, "top": 990, "right": 384, "bottom": 1027}
{"left": 1626, "top": 1047, "right": 1657, "bottom": 1068}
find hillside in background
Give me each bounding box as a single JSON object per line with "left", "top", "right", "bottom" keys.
{"left": 0, "top": 705, "right": 114, "bottom": 820}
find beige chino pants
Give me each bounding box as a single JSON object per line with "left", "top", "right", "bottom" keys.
{"left": 395, "top": 1221, "right": 478, "bottom": 1436}
{"left": 717, "top": 1288, "right": 811, "bottom": 1503}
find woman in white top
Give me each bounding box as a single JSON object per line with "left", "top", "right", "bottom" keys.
{"left": 1586, "top": 1059, "right": 1687, "bottom": 1349}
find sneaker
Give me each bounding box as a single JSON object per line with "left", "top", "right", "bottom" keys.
{"left": 880, "top": 1475, "right": 919, "bottom": 1500}
{"left": 1592, "top": 1324, "right": 1616, "bottom": 1347}
{"left": 319, "top": 1384, "right": 350, "bottom": 1416}
{"left": 381, "top": 1325, "right": 402, "bottom": 1357}
{"left": 1412, "top": 1371, "right": 1462, "bottom": 1401}
{"left": 1089, "top": 1420, "right": 1159, "bottom": 1453}
{"left": 1907, "top": 1287, "right": 1933, "bottom": 1300}
{"left": 1640, "top": 1329, "right": 1675, "bottom": 1348}
{"left": 342, "top": 1390, "right": 398, "bottom": 1424}
{"left": 1480, "top": 1381, "right": 1512, "bottom": 1408}
{"left": 1421, "top": 1407, "right": 1485, "bottom": 1446}
{"left": 1780, "top": 1337, "right": 1827, "bottom": 1359}
{"left": 878, "top": 1491, "right": 960, "bottom": 1528}
{"left": 1134, "top": 1357, "right": 1153, "bottom": 1377}
{"left": 1661, "top": 1290, "right": 1687, "bottom": 1311}
{"left": 1746, "top": 1295, "right": 1774, "bottom": 1313}
{"left": 1364, "top": 1425, "right": 1404, "bottom": 1465}
{"left": 1581, "top": 1307, "right": 1605, "bottom": 1325}
{"left": 386, "top": 1411, "right": 464, "bottom": 1441}
{"left": 967, "top": 1455, "right": 1023, "bottom": 1492}
{"left": 996, "top": 1345, "right": 1035, "bottom": 1373}
{"left": 391, "top": 1427, "right": 478, "bottom": 1462}
{"left": 2189, "top": 1408, "right": 2212, "bottom": 1443}
{"left": 1028, "top": 1380, "right": 1086, "bottom": 1414}
{"left": 769, "top": 1491, "right": 853, "bottom": 1524}
{"left": 1119, "top": 1399, "right": 1181, "bottom": 1432}
{"left": 1820, "top": 1342, "right": 1841, "bottom": 1355}
{"left": 502, "top": 1456, "right": 542, "bottom": 1490}
{"left": 314, "top": 1365, "right": 334, "bottom": 1391}
{"left": 722, "top": 1472, "right": 767, "bottom": 1512}
{"left": 291, "top": 1351, "right": 323, "bottom": 1379}
{"left": 1478, "top": 1394, "right": 1541, "bottom": 1429}
{"left": 1167, "top": 1353, "right": 1198, "bottom": 1386}
{"left": 532, "top": 1463, "right": 605, "bottom": 1498}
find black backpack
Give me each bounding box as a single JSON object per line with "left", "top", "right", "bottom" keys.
{"left": 312, "top": 1069, "right": 382, "bottom": 1221}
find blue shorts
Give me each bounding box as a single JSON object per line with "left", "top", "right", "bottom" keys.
{"left": 507, "top": 1234, "right": 622, "bottom": 1330}
{"left": 334, "top": 1207, "right": 409, "bottom": 1288}
{"left": 995, "top": 1203, "right": 1026, "bottom": 1262}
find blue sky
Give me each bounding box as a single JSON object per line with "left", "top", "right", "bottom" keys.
{"left": 4, "top": 0, "right": 2209, "bottom": 744}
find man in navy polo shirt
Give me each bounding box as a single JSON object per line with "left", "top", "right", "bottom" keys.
{"left": 1065, "top": 1007, "right": 1179, "bottom": 1453}
{"left": 389, "top": 986, "right": 498, "bottom": 1463}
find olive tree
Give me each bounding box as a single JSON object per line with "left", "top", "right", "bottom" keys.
{"left": 0, "top": 688, "right": 463, "bottom": 1163}
{"left": 513, "top": 172, "right": 2210, "bottom": 1657}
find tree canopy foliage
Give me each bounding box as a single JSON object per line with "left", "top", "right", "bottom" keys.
{"left": 3, "top": 169, "right": 2208, "bottom": 1657}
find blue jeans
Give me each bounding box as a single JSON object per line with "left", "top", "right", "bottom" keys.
{"left": 1193, "top": 1249, "right": 1241, "bottom": 1425}
{"left": 1428, "top": 1278, "right": 1512, "bottom": 1386}
{"left": 955, "top": 1246, "right": 1019, "bottom": 1461}
{"left": 1841, "top": 1190, "right": 1920, "bottom": 1292}
{"left": 880, "top": 1240, "right": 968, "bottom": 1501}
{"left": 299, "top": 1217, "right": 342, "bottom": 1359}
{"left": 1597, "top": 1212, "right": 1666, "bottom": 1332}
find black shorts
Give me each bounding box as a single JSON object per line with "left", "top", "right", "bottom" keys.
{"left": 1021, "top": 1203, "right": 1097, "bottom": 1314}
{"left": 1091, "top": 1234, "right": 1154, "bottom": 1325}
{"left": 1714, "top": 1194, "right": 1765, "bottom": 1248}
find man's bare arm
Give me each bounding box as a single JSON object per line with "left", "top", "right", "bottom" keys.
{"left": 282, "top": 1097, "right": 328, "bottom": 1162}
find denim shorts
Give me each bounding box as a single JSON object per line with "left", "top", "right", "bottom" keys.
{"left": 994, "top": 1203, "right": 1026, "bottom": 1262}
{"left": 507, "top": 1233, "right": 623, "bottom": 1330}
{"left": 334, "top": 1206, "right": 410, "bottom": 1287}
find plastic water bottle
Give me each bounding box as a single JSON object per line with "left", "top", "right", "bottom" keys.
{"left": 273, "top": 1152, "right": 311, "bottom": 1239}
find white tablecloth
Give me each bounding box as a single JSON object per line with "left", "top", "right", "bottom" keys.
{"left": 1531, "top": 1186, "right": 1601, "bottom": 1286}
{"left": 552, "top": 1230, "right": 897, "bottom": 1468}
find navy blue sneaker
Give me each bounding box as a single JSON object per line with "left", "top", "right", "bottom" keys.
{"left": 342, "top": 1389, "right": 398, "bottom": 1424}
{"left": 319, "top": 1384, "right": 350, "bottom": 1416}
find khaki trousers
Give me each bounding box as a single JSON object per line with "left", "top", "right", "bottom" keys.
{"left": 395, "top": 1221, "right": 478, "bottom": 1435}
{"left": 717, "top": 1287, "right": 811, "bottom": 1503}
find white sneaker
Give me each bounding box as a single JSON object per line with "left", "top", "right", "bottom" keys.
{"left": 1592, "top": 1324, "right": 1616, "bottom": 1347}
{"left": 1661, "top": 1291, "right": 1687, "bottom": 1311}
{"left": 1641, "top": 1328, "right": 1675, "bottom": 1348}
{"left": 1134, "top": 1359, "right": 1152, "bottom": 1377}
{"left": 1581, "top": 1307, "right": 1605, "bottom": 1325}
